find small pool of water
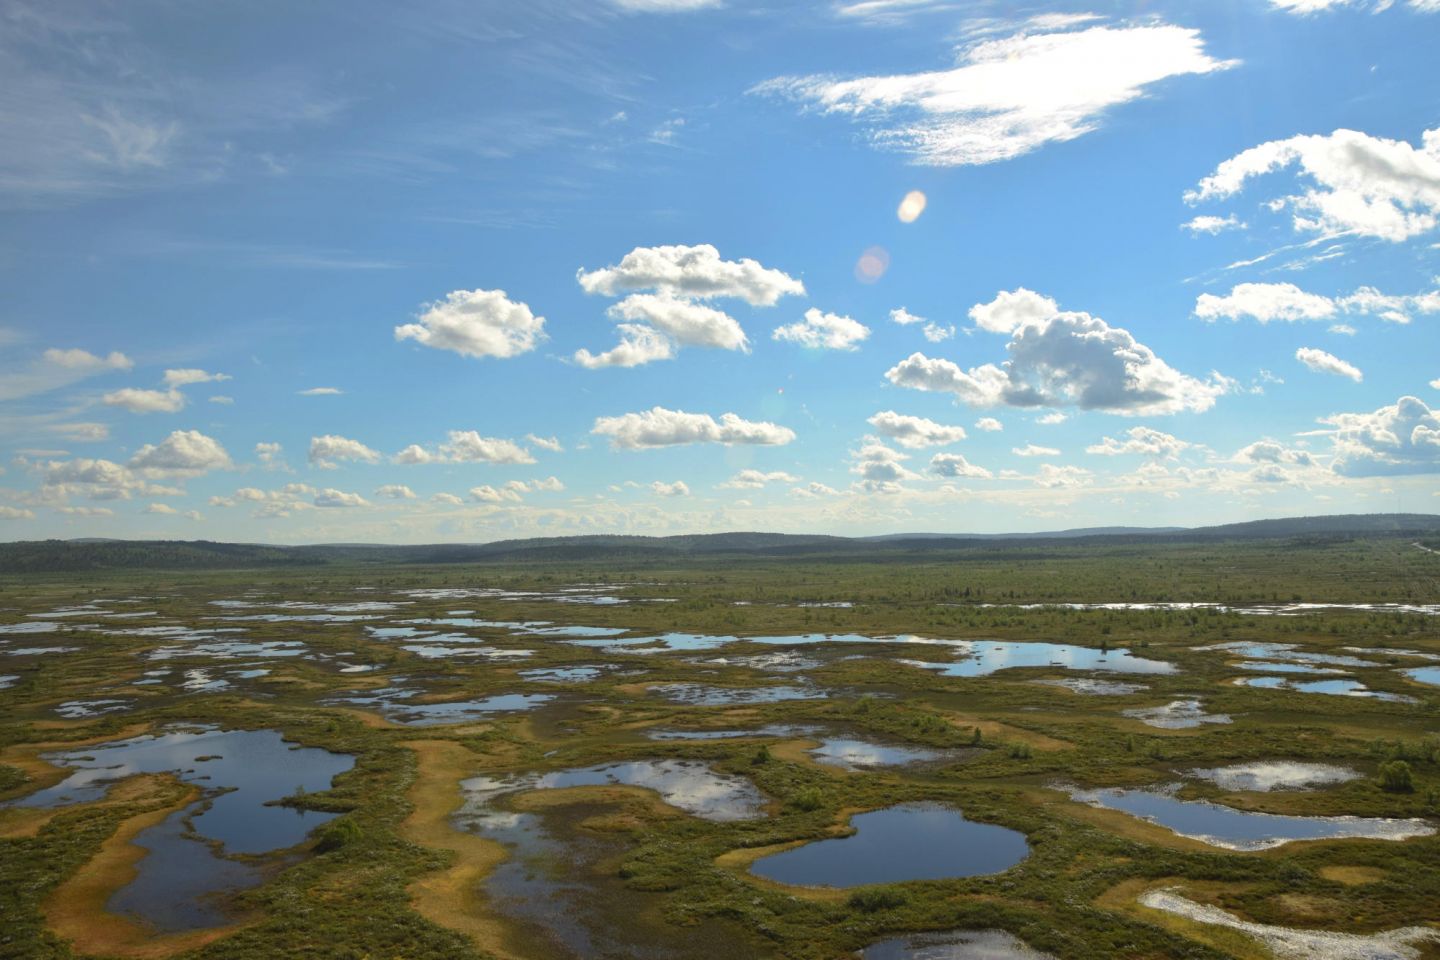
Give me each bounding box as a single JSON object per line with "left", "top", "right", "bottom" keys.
{"left": 1122, "top": 699, "right": 1231, "bottom": 729}
{"left": 1203, "top": 642, "right": 1379, "bottom": 669}
{"left": 807, "top": 738, "right": 953, "bottom": 771}
{"left": 894, "top": 640, "right": 1174, "bottom": 677}
{"left": 1405, "top": 666, "right": 1440, "bottom": 687}
{"left": 327, "top": 687, "right": 553, "bottom": 725}
{"left": 1031, "top": 678, "right": 1147, "bottom": 696}
{"left": 863, "top": 929, "right": 1054, "bottom": 959}
{"left": 54, "top": 699, "right": 133, "bottom": 718}
{"left": 1068, "top": 786, "right": 1433, "bottom": 850}
{"left": 1188, "top": 762, "right": 1359, "bottom": 792}
{"left": 650, "top": 683, "right": 827, "bottom": 706}
{"left": 147, "top": 639, "right": 306, "bottom": 661}
{"left": 461, "top": 759, "right": 765, "bottom": 823}
{"left": 645, "top": 724, "right": 820, "bottom": 741}
{"left": 750, "top": 803, "right": 1028, "bottom": 887}
{"left": 702, "top": 651, "right": 823, "bottom": 672}
{"left": 1236, "top": 677, "right": 1418, "bottom": 703}
{"left": 519, "top": 666, "right": 606, "bottom": 683}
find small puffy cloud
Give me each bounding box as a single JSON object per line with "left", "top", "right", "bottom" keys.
{"left": 524, "top": 476, "right": 565, "bottom": 493}
{"left": 299, "top": 387, "right": 343, "bottom": 396}
{"left": 1235, "top": 440, "right": 1317, "bottom": 467}
{"left": 1325, "top": 395, "right": 1440, "bottom": 476}
{"left": 35, "top": 460, "right": 178, "bottom": 501}
{"left": 0, "top": 505, "right": 36, "bottom": 519}
{"left": 1182, "top": 214, "right": 1244, "bottom": 234}
{"left": 255, "top": 442, "right": 286, "bottom": 469}
{"left": 574, "top": 324, "right": 675, "bottom": 369}
{"left": 144, "top": 503, "right": 178, "bottom": 515}
{"left": 1195, "top": 282, "right": 1336, "bottom": 323}
{"left": 43, "top": 348, "right": 133, "bottom": 371}
{"left": 1034, "top": 464, "right": 1092, "bottom": 488}
{"left": 431, "top": 492, "right": 465, "bottom": 506}
{"left": 975, "top": 417, "right": 1003, "bottom": 432}
{"left": 609, "top": 293, "right": 748, "bottom": 351}
{"left": 52, "top": 422, "right": 108, "bottom": 442}
{"left": 1296, "top": 346, "right": 1363, "bottom": 382}
{"left": 441, "top": 431, "right": 535, "bottom": 465}
{"left": 129, "top": 430, "right": 234, "bottom": 475}
{"left": 525, "top": 434, "right": 563, "bottom": 453}
{"left": 315, "top": 488, "right": 368, "bottom": 508}
{"left": 103, "top": 387, "right": 185, "bottom": 413}
{"left": 773, "top": 308, "right": 871, "bottom": 351}
{"left": 1186, "top": 126, "right": 1440, "bottom": 242}
{"left": 791, "top": 482, "right": 841, "bottom": 498}
{"left": 1196, "top": 282, "right": 1439, "bottom": 325}
{"left": 162, "top": 369, "right": 229, "bottom": 388}
{"left": 393, "top": 444, "right": 435, "bottom": 465}
{"left": 577, "top": 244, "right": 804, "bottom": 306}
{"left": 968, "top": 287, "right": 1057, "bottom": 334}
{"left": 593, "top": 407, "right": 796, "bottom": 449}
{"left": 310, "top": 435, "right": 381, "bottom": 468}
{"left": 922, "top": 322, "right": 955, "bottom": 342}
{"left": 867, "top": 410, "right": 966, "bottom": 448}
{"left": 1012, "top": 443, "right": 1060, "bottom": 457}
{"left": 929, "top": 452, "right": 992, "bottom": 479}
{"left": 1037, "top": 412, "right": 1069, "bottom": 425}
{"left": 0, "top": 348, "right": 131, "bottom": 402}
{"left": 889, "top": 290, "right": 1229, "bottom": 416}
{"left": 208, "top": 396, "right": 234, "bottom": 405}
{"left": 890, "top": 307, "right": 925, "bottom": 325}
{"left": 720, "top": 469, "right": 800, "bottom": 489}
{"left": 754, "top": 21, "right": 1235, "bottom": 167}
{"left": 576, "top": 294, "right": 747, "bottom": 368}
{"left": 395, "top": 289, "right": 547, "bottom": 360}
{"left": 650, "top": 480, "right": 690, "bottom": 497}
{"left": 1432, "top": 378, "right": 1440, "bottom": 389}
{"left": 851, "top": 442, "right": 919, "bottom": 493}
{"left": 374, "top": 484, "right": 416, "bottom": 500}
{"left": 1086, "top": 426, "right": 1190, "bottom": 458}
{"left": 55, "top": 505, "right": 113, "bottom": 517}
{"left": 470, "top": 484, "right": 520, "bottom": 504}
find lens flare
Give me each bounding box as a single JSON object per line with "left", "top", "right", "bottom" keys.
{"left": 897, "top": 190, "right": 927, "bottom": 223}
{"left": 854, "top": 246, "right": 890, "bottom": 283}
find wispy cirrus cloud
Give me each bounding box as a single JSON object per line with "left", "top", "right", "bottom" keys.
{"left": 753, "top": 20, "right": 1235, "bottom": 166}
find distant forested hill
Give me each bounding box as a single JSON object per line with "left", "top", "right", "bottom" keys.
{"left": 0, "top": 514, "right": 1437, "bottom": 572}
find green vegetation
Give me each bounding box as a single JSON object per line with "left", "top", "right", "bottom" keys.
{"left": 0, "top": 530, "right": 1436, "bottom": 959}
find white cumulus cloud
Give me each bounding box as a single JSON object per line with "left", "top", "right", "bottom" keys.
{"left": 395, "top": 288, "right": 547, "bottom": 360}
{"left": 929, "top": 452, "right": 992, "bottom": 478}
{"left": 1296, "top": 347, "right": 1363, "bottom": 382}
{"left": 773, "top": 308, "right": 871, "bottom": 351}
{"left": 310, "top": 435, "right": 381, "bottom": 468}
{"left": 577, "top": 244, "right": 804, "bottom": 306}
{"left": 1187, "top": 126, "right": 1440, "bottom": 242}
{"left": 593, "top": 407, "right": 796, "bottom": 449}
{"left": 1086, "top": 426, "right": 1190, "bottom": 458}
{"left": 867, "top": 410, "right": 967, "bottom": 447}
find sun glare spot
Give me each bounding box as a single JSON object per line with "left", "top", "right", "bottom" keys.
{"left": 897, "top": 190, "right": 927, "bottom": 223}
{"left": 854, "top": 246, "right": 890, "bottom": 283}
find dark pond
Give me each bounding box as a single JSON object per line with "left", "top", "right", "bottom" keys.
{"left": 750, "top": 803, "right": 1028, "bottom": 887}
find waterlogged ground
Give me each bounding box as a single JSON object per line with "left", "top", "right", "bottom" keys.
{"left": 0, "top": 543, "right": 1438, "bottom": 959}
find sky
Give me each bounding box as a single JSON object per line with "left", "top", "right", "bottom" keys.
{"left": 0, "top": 0, "right": 1438, "bottom": 544}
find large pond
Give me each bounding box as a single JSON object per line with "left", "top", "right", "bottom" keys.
{"left": 894, "top": 641, "right": 1174, "bottom": 677}
{"left": 15, "top": 727, "right": 354, "bottom": 931}
{"left": 1235, "top": 677, "right": 1418, "bottom": 703}
{"left": 1069, "top": 786, "right": 1433, "bottom": 850}
{"left": 750, "top": 803, "right": 1028, "bottom": 887}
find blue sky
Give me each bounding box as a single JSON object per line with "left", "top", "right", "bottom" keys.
{"left": 1, "top": 0, "right": 1437, "bottom": 542}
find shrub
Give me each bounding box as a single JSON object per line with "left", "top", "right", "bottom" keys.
{"left": 848, "top": 886, "right": 907, "bottom": 912}
{"left": 314, "top": 817, "right": 364, "bottom": 852}
{"left": 1378, "top": 761, "right": 1414, "bottom": 793}
{"left": 787, "top": 787, "right": 824, "bottom": 812}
